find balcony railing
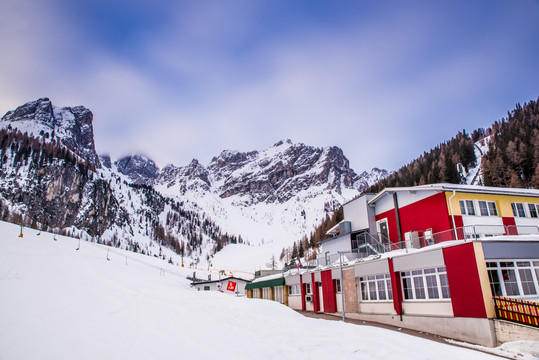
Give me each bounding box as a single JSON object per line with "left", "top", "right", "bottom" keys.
{"left": 493, "top": 296, "right": 539, "bottom": 328}
{"left": 413, "top": 224, "right": 539, "bottom": 248}
{"left": 317, "top": 224, "right": 539, "bottom": 267}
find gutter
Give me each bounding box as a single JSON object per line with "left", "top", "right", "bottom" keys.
{"left": 448, "top": 190, "right": 458, "bottom": 240}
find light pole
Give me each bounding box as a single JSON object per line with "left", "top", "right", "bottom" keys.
{"left": 338, "top": 251, "right": 346, "bottom": 322}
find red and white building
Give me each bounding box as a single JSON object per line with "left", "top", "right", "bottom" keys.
{"left": 248, "top": 184, "right": 539, "bottom": 346}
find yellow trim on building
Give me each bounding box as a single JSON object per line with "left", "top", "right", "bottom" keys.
{"left": 445, "top": 192, "right": 539, "bottom": 217}
{"left": 472, "top": 242, "right": 496, "bottom": 318}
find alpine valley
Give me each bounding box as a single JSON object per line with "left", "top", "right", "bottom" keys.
{"left": 0, "top": 98, "right": 389, "bottom": 271}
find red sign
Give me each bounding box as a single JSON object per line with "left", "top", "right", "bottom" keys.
{"left": 226, "top": 281, "right": 237, "bottom": 292}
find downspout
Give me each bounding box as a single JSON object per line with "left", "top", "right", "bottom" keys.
{"left": 392, "top": 192, "right": 404, "bottom": 249}
{"left": 448, "top": 190, "right": 458, "bottom": 240}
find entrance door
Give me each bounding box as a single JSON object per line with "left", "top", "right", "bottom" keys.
{"left": 318, "top": 283, "right": 324, "bottom": 312}
{"left": 378, "top": 219, "right": 389, "bottom": 246}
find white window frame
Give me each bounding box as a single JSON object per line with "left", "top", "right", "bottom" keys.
{"left": 477, "top": 200, "right": 498, "bottom": 216}
{"left": 288, "top": 284, "right": 301, "bottom": 295}
{"left": 359, "top": 273, "right": 393, "bottom": 302}
{"left": 262, "top": 287, "right": 271, "bottom": 299}
{"left": 401, "top": 267, "right": 450, "bottom": 301}
{"left": 459, "top": 200, "right": 476, "bottom": 216}
{"left": 486, "top": 260, "right": 539, "bottom": 299}
{"left": 334, "top": 279, "right": 342, "bottom": 293}
{"left": 528, "top": 204, "right": 539, "bottom": 218}
{"left": 460, "top": 200, "right": 498, "bottom": 217}
{"left": 511, "top": 202, "right": 527, "bottom": 218}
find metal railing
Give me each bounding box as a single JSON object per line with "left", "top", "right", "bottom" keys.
{"left": 318, "top": 224, "right": 539, "bottom": 267}
{"left": 413, "top": 225, "right": 539, "bottom": 248}
{"left": 493, "top": 296, "right": 539, "bottom": 328}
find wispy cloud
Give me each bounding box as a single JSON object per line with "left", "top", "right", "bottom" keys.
{"left": 0, "top": 0, "right": 537, "bottom": 172}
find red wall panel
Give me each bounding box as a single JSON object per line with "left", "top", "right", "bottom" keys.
{"left": 321, "top": 270, "right": 337, "bottom": 313}
{"left": 443, "top": 243, "right": 487, "bottom": 318}
{"left": 453, "top": 214, "right": 463, "bottom": 229}
{"left": 502, "top": 217, "right": 517, "bottom": 235}
{"left": 388, "top": 258, "right": 403, "bottom": 315}
{"left": 375, "top": 192, "right": 452, "bottom": 245}
{"left": 311, "top": 273, "right": 320, "bottom": 312}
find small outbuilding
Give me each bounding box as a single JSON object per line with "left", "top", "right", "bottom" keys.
{"left": 191, "top": 276, "right": 251, "bottom": 296}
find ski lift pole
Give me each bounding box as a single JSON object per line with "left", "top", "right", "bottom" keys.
{"left": 338, "top": 251, "right": 346, "bottom": 322}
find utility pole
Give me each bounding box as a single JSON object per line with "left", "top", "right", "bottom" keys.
{"left": 338, "top": 251, "right": 346, "bottom": 322}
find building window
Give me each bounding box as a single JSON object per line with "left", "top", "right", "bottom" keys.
{"left": 487, "top": 260, "right": 539, "bottom": 298}
{"left": 401, "top": 267, "right": 450, "bottom": 301}
{"left": 488, "top": 201, "right": 498, "bottom": 216}
{"left": 477, "top": 201, "right": 498, "bottom": 216}
{"left": 478, "top": 201, "right": 489, "bottom": 216}
{"left": 511, "top": 202, "right": 526, "bottom": 217}
{"left": 262, "top": 287, "right": 271, "bottom": 299}
{"left": 528, "top": 204, "right": 538, "bottom": 218}
{"left": 359, "top": 274, "right": 392, "bottom": 301}
{"left": 459, "top": 200, "right": 475, "bottom": 216}
{"left": 334, "top": 279, "right": 342, "bottom": 293}
{"left": 305, "top": 283, "right": 312, "bottom": 294}
{"left": 203, "top": 286, "right": 210, "bottom": 291}
{"left": 288, "top": 284, "right": 300, "bottom": 295}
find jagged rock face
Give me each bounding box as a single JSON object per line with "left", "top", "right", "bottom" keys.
{"left": 158, "top": 159, "right": 211, "bottom": 193}
{"left": 156, "top": 139, "right": 384, "bottom": 205}
{"left": 99, "top": 154, "right": 112, "bottom": 169}
{"left": 209, "top": 140, "right": 362, "bottom": 203}
{"left": 114, "top": 154, "right": 159, "bottom": 185}
{"left": 355, "top": 168, "right": 391, "bottom": 190}
{"left": 1, "top": 98, "right": 100, "bottom": 167}
{"left": 0, "top": 159, "right": 124, "bottom": 235}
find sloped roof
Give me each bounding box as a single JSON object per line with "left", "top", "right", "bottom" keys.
{"left": 368, "top": 183, "right": 539, "bottom": 205}
{"left": 245, "top": 277, "right": 285, "bottom": 290}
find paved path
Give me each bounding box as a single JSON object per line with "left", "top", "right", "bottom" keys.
{"left": 296, "top": 311, "right": 510, "bottom": 359}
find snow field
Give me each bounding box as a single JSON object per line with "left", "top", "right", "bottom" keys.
{"left": 0, "top": 221, "right": 530, "bottom": 360}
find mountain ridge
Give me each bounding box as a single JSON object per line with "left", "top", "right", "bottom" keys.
{"left": 0, "top": 97, "right": 387, "bottom": 270}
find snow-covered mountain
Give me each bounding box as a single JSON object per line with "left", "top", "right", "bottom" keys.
{"left": 0, "top": 98, "right": 388, "bottom": 270}
{"left": 0, "top": 97, "right": 100, "bottom": 167}
{"left": 114, "top": 154, "right": 160, "bottom": 184}
{"left": 151, "top": 139, "right": 388, "bottom": 266}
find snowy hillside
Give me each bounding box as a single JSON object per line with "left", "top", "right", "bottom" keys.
{"left": 153, "top": 140, "right": 387, "bottom": 268}
{"left": 0, "top": 98, "right": 389, "bottom": 272}
{"left": 2, "top": 221, "right": 533, "bottom": 360}
{"left": 465, "top": 136, "right": 491, "bottom": 186}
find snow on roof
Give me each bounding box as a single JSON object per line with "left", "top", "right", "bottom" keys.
{"left": 190, "top": 276, "right": 251, "bottom": 286}
{"left": 368, "top": 183, "right": 539, "bottom": 205}
{"left": 250, "top": 272, "right": 285, "bottom": 283}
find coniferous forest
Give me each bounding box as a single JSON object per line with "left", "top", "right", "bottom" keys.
{"left": 366, "top": 98, "right": 539, "bottom": 193}
{"left": 303, "top": 98, "right": 539, "bottom": 255}
{"left": 482, "top": 99, "right": 539, "bottom": 188}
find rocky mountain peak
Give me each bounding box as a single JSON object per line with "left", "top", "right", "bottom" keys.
{"left": 1, "top": 98, "right": 100, "bottom": 167}
{"left": 115, "top": 154, "right": 159, "bottom": 185}
{"left": 205, "top": 141, "right": 363, "bottom": 203}
{"left": 99, "top": 154, "right": 112, "bottom": 169}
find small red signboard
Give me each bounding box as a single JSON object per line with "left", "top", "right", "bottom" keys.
{"left": 226, "top": 281, "right": 237, "bottom": 292}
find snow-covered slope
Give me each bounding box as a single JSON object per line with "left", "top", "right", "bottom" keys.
{"left": 0, "top": 98, "right": 389, "bottom": 272}
{"left": 153, "top": 140, "right": 388, "bottom": 267}
{"left": 465, "top": 136, "right": 492, "bottom": 185}
{"left": 1, "top": 221, "right": 531, "bottom": 360}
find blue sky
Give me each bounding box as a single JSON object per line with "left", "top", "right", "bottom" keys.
{"left": 0, "top": 0, "right": 538, "bottom": 172}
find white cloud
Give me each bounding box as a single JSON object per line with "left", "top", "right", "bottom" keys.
{"left": 0, "top": 0, "right": 537, "bottom": 173}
